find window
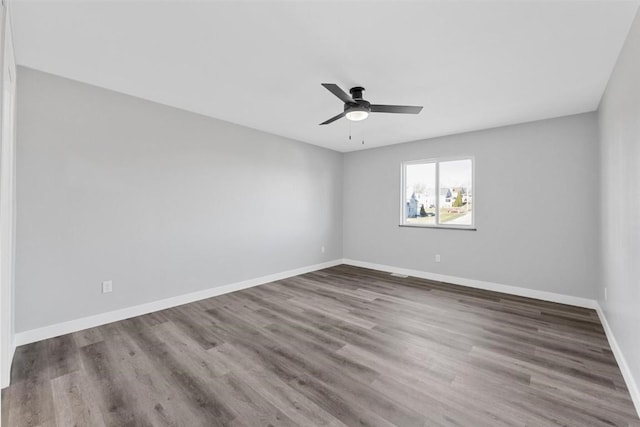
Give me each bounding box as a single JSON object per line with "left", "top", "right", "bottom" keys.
{"left": 401, "top": 157, "right": 474, "bottom": 228}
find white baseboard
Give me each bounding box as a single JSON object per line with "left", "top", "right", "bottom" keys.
{"left": 595, "top": 304, "right": 640, "bottom": 418}
{"left": 342, "top": 258, "right": 597, "bottom": 309}
{"left": 14, "top": 259, "right": 342, "bottom": 347}
{"left": 0, "top": 340, "right": 14, "bottom": 389}
{"left": 7, "top": 339, "right": 14, "bottom": 385}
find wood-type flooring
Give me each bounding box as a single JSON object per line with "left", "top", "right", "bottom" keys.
{"left": 2, "top": 265, "right": 639, "bottom": 426}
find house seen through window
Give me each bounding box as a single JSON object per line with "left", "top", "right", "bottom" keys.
{"left": 401, "top": 158, "right": 474, "bottom": 228}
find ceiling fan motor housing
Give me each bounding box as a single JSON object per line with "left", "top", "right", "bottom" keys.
{"left": 346, "top": 87, "right": 370, "bottom": 115}
{"left": 344, "top": 99, "right": 371, "bottom": 113}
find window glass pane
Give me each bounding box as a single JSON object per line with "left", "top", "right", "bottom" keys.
{"left": 405, "top": 163, "right": 436, "bottom": 225}
{"left": 438, "top": 159, "right": 472, "bottom": 225}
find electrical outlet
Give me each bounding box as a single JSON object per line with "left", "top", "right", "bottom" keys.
{"left": 102, "top": 280, "right": 113, "bottom": 294}
{"left": 435, "top": 254, "right": 441, "bottom": 263}
{"left": 321, "top": 246, "right": 325, "bottom": 253}
{"left": 604, "top": 287, "right": 608, "bottom": 301}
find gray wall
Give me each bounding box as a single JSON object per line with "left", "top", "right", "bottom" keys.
{"left": 0, "top": 2, "right": 18, "bottom": 390}
{"left": 598, "top": 9, "right": 640, "bottom": 400}
{"left": 15, "top": 67, "right": 343, "bottom": 332}
{"left": 343, "top": 113, "right": 600, "bottom": 299}
{"left": 13, "top": 66, "right": 608, "bottom": 334}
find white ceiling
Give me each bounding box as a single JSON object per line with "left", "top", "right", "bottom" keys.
{"left": 9, "top": 1, "right": 639, "bottom": 152}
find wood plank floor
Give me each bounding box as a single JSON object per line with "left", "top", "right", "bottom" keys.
{"left": 2, "top": 265, "right": 639, "bottom": 426}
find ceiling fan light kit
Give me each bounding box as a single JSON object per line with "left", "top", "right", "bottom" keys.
{"left": 345, "top": 108, "right": 369, "bottom": 122}
{"left": 320, "top": 83, "right": 423, "bottom": 126}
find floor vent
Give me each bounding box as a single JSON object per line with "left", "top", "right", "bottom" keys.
{"left": 390, "top": 273, "right": 409, "bottom": 278}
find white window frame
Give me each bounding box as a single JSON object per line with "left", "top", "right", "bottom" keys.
{"left": 400, "top": 156, "right": 476, "bottom": 230}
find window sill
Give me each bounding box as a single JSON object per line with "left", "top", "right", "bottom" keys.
{"left": 399, "top": 224, "right": 477, "bottom": 231}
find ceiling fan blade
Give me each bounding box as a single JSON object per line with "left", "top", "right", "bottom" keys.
{"left": 370, "top": 104, "right": 423, "bottom": 114}
{"left": 319, "top": 111, "right": 346, "bottom": 125}
{"left": 321, "top": 83, "right": 353, "bottom": 104}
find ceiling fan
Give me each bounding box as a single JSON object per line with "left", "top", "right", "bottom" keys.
{"left": 319, "top": 83, "right": 423, "bottom": 125}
